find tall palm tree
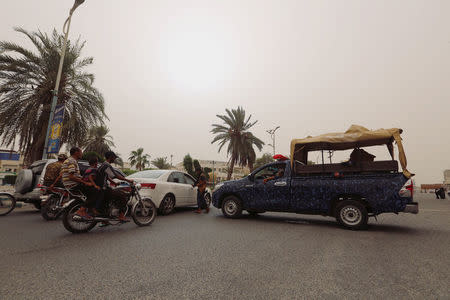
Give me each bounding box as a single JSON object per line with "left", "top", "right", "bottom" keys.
{"left": 151, "top": 157, "right": 171, "bottom": 169}
{"left": 129, "top": 148, "right": 150, "bottom": 171}
{"left": 84, "top": 126, "right": 115, "bottom": 156}
{"left": 0, "top": 28, "right": 106, "bottom": 165}
{"left": 211, "top": 107, "right": 264, "bottom": 180}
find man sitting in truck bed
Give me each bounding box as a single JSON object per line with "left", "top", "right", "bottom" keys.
{"left": 343, "top": 148, "right": 376, "bottom": 167}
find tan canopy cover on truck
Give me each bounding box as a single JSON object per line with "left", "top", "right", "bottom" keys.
{"left": 290, "top": 125, "right": 413, "bottom": 178}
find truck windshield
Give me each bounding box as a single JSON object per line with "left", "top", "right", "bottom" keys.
{"left": 254, "top": 164, "right": 286, "bottom": 180}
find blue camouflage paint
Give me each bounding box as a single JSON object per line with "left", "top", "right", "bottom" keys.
{"left": 212, "top": 160, "right": 411, "bottom": 216}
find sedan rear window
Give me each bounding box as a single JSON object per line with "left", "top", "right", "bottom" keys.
{"left": 128, "top": 170, "right": 166, "bottom": 179}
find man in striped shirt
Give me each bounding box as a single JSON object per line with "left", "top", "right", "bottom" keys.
{"left": 61, "top": 147, "right": 93, "bottom": 219}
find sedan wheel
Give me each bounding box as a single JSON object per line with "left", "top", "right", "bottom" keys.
{"left": 204, "top": 193, "right": 212, "bottom": 208}
{"left": 159, "top": 194, "right": 175, "bottom": 215}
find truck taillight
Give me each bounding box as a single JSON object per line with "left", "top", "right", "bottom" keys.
{"left": 406, "top": 181, "right": 414, "bottom": 198}
{"left": 141, "top": 183, "right": 156, "bottom": 189}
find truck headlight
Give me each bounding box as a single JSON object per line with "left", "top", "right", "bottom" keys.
{"left": 213, "top": 183, "right": 224, "bottom": 191}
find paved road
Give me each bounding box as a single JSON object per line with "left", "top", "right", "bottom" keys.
{"left": 1, "top": 194, "right": 449, "bottom": 299}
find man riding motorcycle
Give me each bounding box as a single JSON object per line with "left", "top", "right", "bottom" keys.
{"left": 61, "top": 147, "right": 94, "bottom": 219}
{"left": 95, "top": 151, "right": 133, "bottom": 222}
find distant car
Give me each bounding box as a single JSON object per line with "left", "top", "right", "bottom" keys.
{"left": 14, "top": 159, "right": 89, "bottom": 209}
{"left": 126, "top": 170, "right": 211, "bottom": 215}
{"left": 14, "top": 159, "right": 125, "bottom": 210}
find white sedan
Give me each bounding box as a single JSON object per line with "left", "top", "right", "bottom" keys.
{"left": 126, "top": 170, "right": 211, "bottom": 215}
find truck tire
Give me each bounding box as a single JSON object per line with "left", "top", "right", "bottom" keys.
{"left": 221, "top": 196, "right": 242, "bottom": 219}
{"left": 335, "top": 200, "right": 368, "bottom": 230}
{"left": 14, "top": 169, "right": 33, "bottom": 194}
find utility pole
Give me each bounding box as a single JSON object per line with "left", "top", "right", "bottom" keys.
{"left": 212, "top": 160, "right": 215, "bottom": 185}
{"left": 266, "top": 126, "right": 280, "bottom": 156}
{"left": 170, "top": 154, "right": 173, "bottom": 167}
{"left": 42, "top": 0, "right": 86, "bottom": 159}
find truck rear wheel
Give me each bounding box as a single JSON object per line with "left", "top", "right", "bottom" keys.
{"left": 335, "top": 200, "right": 368, "bottom": 230}
{"left": 221, "top": 196, "right": 242, "bottom": 219}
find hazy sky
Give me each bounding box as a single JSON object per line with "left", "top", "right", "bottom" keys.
{"left": 1, "top": 0, "right": 449, "bottom": 183}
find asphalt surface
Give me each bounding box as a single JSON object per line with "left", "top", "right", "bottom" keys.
{"left": 1, "top": 193, "right": 449, "bottom": 299}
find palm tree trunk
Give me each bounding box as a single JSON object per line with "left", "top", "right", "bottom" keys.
{"left": 26, "top": 109, "right": 50, "bottom": 165}
{"left": 227, "top": 156, "right": 236, "bottom": 180}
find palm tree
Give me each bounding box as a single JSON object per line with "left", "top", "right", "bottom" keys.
{"left": 84, "top": 126, "right": 115, "bottom": 156}
{"left": 0, "top": 28, "right": 106, "bottom": 165}
{"left": 151, "top": 157, "right": 171, "bottom": 169}
{"left": 211, "top": 107, "right": 264, "bottom": 180}
{"left": 129, "top": 148, "right": 150, "bottom": 171}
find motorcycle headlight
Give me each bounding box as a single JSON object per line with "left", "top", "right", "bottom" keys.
{"left": 135, "top": 183, "right": 142, "bottom": 190}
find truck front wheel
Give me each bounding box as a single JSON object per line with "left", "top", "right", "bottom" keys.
{"left": 221, "top": 196, "right": 242, "bottom": 219}
{"left": 335, "top": 200, "right": 368, "bottom": 230}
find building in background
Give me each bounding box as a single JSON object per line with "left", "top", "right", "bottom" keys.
{"left": 0, "top": 150, "right": 22, "bottom": 173}
{"left": 0, "top": 150, "right": 23, "bottom": 185}
{"left": 444, "top": 170, "right": 450, "bottom": 189}
{"left": 174, "top": 160, "right": 250, "bottom": 182}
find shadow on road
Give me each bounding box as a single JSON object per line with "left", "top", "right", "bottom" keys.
{"left": 212, "top": 212, "right": 426, "bottom": 234}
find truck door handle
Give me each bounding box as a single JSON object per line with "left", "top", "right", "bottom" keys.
{"left": 274, "top": 181, "right": 287, "bottom": 186}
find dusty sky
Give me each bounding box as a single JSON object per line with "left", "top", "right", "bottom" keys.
{"left": 1, "top": 0, "right": 449, "bottom": 184}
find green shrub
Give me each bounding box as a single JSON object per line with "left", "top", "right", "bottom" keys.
{"left": 3, "top": 175, "right": 17, "bottom": 185}
{"left": 82, "top": 151, "right": 105, "bottom": 162}
{"left": 122, "top": 169, "right": 137, "bottom": 176}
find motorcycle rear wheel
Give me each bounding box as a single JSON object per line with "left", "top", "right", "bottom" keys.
{"left": 41, "top": 195, "right": 60, "bottom": 221}
{"left": 131, "top": 198, "right": 157, "bottom": 226}
{"left": 62, "top": 201, "right": 97, "bottom": 234}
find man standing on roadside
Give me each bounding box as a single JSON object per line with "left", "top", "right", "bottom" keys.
{"left": 43, "top": 153, "right": 67, "bottom": 188}
{"left": 61, "top": 147, "right": 93, "bottom": 219}
{"left": 193, "top": 168, "right": 208, "bottom": 214}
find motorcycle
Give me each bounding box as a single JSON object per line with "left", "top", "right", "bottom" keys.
{"left": 62, "top": 182, "right": 156, "bottom": 233}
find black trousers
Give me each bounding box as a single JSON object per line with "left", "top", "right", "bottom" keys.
{"left": 96, "top": 188, "right": 128, "bottom": 213}
{"left": 71, "top": 185, "right": 98, "bottom": 209}
{"left": 197, "top": 191, "right": 207, "bottom": 209}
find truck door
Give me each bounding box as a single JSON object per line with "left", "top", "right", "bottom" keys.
{"left": 290, "top": 175, "right": 332, "bottom": 213}
{"left": 252, "top": 163, "right": 290, "bottom": 211}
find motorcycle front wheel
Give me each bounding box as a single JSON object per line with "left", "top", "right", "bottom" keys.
{"left": 62, "top": 201, "right": 97, "bottom": 234}
{"left": 131, "top": 198, "right": 157, "bottom": 226}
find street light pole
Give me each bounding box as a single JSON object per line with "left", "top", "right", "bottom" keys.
{"left": 42, "top": 0, "right": 86, "bottom": 159}
{"left": 266, "top": 126, "right": 280, "bottom": 156}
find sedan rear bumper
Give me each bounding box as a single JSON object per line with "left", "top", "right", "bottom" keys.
{"left": 403, "top": 202, "right": 419, "bottom": 214}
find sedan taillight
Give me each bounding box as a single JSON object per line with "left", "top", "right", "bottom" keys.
{"left": 141, "top": 183, "right": 156, "bottom": 189}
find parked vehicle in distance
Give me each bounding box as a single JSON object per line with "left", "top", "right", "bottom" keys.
{"left": 126, "top": 170, "right": 212, "bottom": 215}
{"left": 14, "top": 159, "right": 126, "bottom": 212}
{"left": 14, "top": 159, "right": 90, "bottom": 210}
{"left": 213, "top": 125, "right": 418, "bottom": 230}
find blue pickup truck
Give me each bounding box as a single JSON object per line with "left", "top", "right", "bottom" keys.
{"left": 212, "top": 125, "right": 418, "bottom": 230}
